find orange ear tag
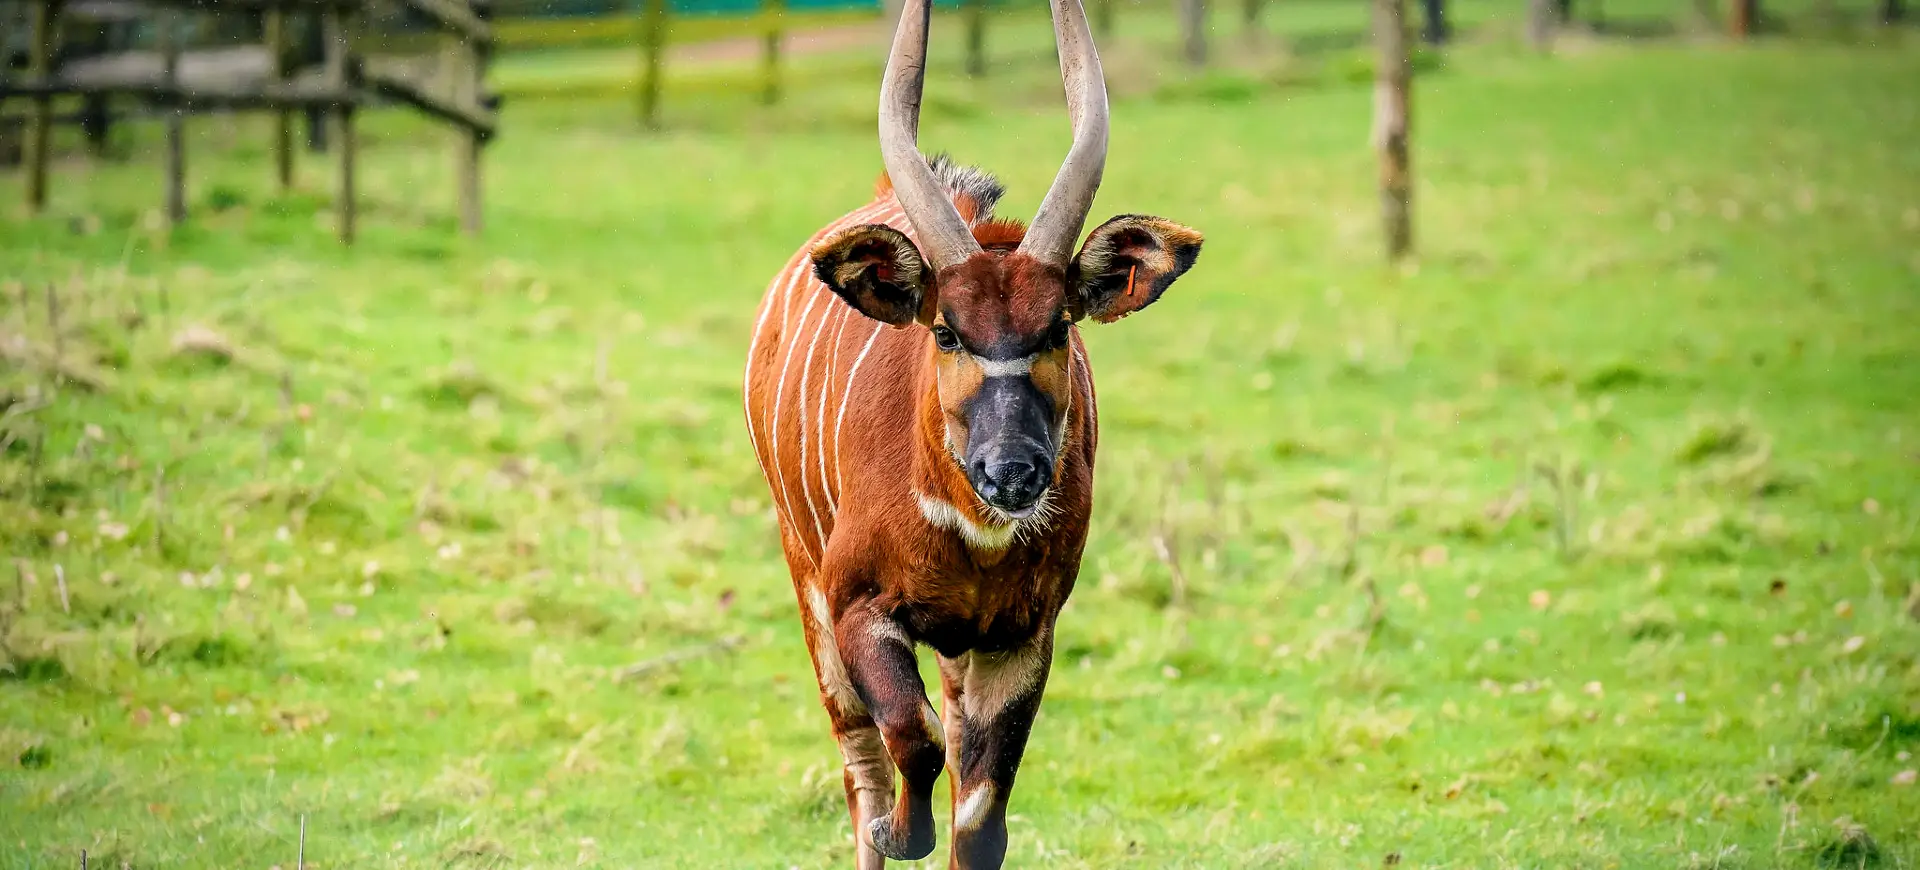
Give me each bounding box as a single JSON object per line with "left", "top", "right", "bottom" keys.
{"left": 1125, "top": 265, "right": 1138, "bottom": 298}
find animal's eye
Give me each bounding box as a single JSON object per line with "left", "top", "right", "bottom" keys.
{"left": 932, "top": 326, "right": 961, "bottom": 352}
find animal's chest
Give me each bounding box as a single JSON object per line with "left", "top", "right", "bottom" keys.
{"left": 893, "top": 559, "right": 1064, "bottom": 659}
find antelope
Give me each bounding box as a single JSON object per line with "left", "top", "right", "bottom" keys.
{"left": 742, "top": 0, "right": 1202, "bottom": 864}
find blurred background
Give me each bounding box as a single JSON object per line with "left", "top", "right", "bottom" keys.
{"left": 1, "top": 0, "right": 1916, "bottom": 866}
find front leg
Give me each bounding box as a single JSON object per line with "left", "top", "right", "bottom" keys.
{"left": 838, "top": 607, "right": 946, "bottom": 861}
{"left": 938, "top": 630, "right": 1054, "bottom": 870}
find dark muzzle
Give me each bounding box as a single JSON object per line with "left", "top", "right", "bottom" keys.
{"left": 963, "top": 376, "right": 1057, "bottom": 516}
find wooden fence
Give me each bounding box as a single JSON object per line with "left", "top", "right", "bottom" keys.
{"left": 0, "top": 0, "right": 501, "bottom": 242}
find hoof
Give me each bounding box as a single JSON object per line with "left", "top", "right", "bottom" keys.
{"left": 867, "top": 814, "right": 935, "bottom": 861}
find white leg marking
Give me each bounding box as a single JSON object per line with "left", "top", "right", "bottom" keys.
{"left": 954, "top": 783, "right": 995, "bottom": 832}
{"left": 838, "top": 727, "right": 896, "bottom": 822}
{"left": 807, "top": 585, "right": 867, "bottom": 717}
{"left": 916, "top": 492, "right": 1018, "bottom": 552}
{"left": 941, "top": 669, "right": 965, "bottom": 773}
{"left": 959, "top": 640, "right": 1047, "bottom": 724}
{"left": 920, "top": 701, "right": 946, "bottom": 754}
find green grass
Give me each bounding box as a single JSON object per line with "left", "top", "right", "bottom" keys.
{"left": 3, "top": 21, "right": 1919, "bottom": 870}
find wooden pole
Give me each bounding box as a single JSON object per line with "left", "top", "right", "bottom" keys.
{"left": 79, "top": 95, "right": 110, "bottom": 157}
{"left": 161, "top": 12, "right": 187, "bottom": 226}
{"left": 303, "top": 17, "right": 328, "bottom": 153}
{"left": 324, "top": 8, "right": 356, "bottom": 243}
{"left": 1372, "top": 0, "right": 1412, "bottom": 260}
{"left": 1526, "top": 0, "right": 1555, "bottom": 50}
{"left": 24, "top": 0, "right": 55, "bottom": 213}
{"left": 965, "top": 0, "right": 987, "bottom": 78}
{"left": 761, "top": 0, "right": 784, "bottom": 104}
{"left": 455, "top": 2, "right": 490, "bottom": 234}
{"left": 267, "top": 9, "right": 295, "bottom": 190}
{"left": 638, "top": 0, "right": 668, "bottom": 128}
{"left": 1179, "top": 0, "right": 1207, "bottom": 67}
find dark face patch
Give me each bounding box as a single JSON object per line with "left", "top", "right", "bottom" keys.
{"left": 929, "top": 253, "right": 1077, "bottom": 517}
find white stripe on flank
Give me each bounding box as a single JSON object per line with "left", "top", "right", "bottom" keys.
{"left": 770, "top": 281, "right": 826, "bottom": 562}
{"left": 835, "top": 322, "right": 885, "bottom": 501}
{"left": 818, "top": 304, "right": 851, "bottom": 515}
{"left": 756, "top": 200, "right": 888, "bottom": 559}
{"left": 744, "top": 256, "right": 806, "bottom": 481}
{"left": 795, "top": 280, "right": 833, "bottom": 552}
{"left": 974, "top": 354, "right": 1035, "bottom": 378}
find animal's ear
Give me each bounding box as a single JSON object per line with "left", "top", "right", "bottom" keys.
{"left": 811, "top": 224, "right": 931, "bottom": 327}
{"left": 1068, "top": 215, "right": 1203, "bottom": 324}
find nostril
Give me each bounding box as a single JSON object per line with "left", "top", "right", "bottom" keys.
{"left": 1028, "top": 458, "right": 1052, "bottom": 490}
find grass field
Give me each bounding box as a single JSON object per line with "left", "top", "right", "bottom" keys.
{"left": 3, "top": 12, "right": 1919, "bottom": 869}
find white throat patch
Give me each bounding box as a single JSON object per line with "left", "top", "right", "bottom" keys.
{"left": 916, "top": 492, "right": 1018, "bottom": 552}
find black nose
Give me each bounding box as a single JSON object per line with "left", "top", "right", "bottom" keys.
{"left": 972, "top": 456, "right": 1051, "bottom": 512}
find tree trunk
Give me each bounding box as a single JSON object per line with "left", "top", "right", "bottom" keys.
{"left": 1372, "top": 0, "right": 1412, "bottom": 261}
{"left": 1180, "top": 0, "right": 1207, "bottom": 67}
{"left": 1420, "top": 0, "right": 1447, "bottom": 43}
{"left": 1730, "top": 0, "right": 1757, "bottom": 36}
{"left": 1094, "top": 0, "right": 1114, "bottom": 38}
{"left": 1883, "top": 0, "right": 1904, "bottom": 23}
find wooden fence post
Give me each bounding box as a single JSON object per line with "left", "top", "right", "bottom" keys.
{"left": 24, "top": 0, "right": 55, "bottom": 213}
{"left": 161, "top": 11, "right": 187, "bottom": 226}
{"left": 762, "top": 0, "right": 784, "bottom": 104}
{"left": 1372, "top": 0, "right": 1412, "bottom": 260}
{"left": 638, "top": 0, "right": 668, "bottom": 128}
{"left": 965, "top": 0, "right": 987, "bottom": 77}
{"left": 1420, "top": 0, "right": 1447, "bottom": 43}
{"left": 324, "top": 7, "right": 356, "bottom": 243}
{"left": 268, "top": 8, "right": 295, "bottom": 190}
{"left": 1526, "top": 0, "right": 1555, "bottom": 50}
{"left": 1179, "top": 0, "right": 1206, "bottom": 67}
{"left": 447, "top": 1, "right": 487, "bottom": 233}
